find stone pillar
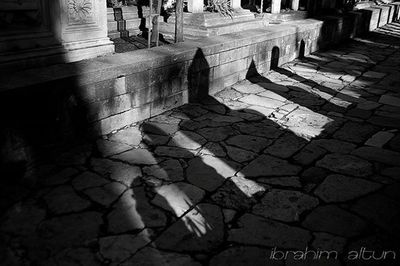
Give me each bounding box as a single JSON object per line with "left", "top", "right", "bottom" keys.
{"left": 0, "top": 0, "right": 114, "bottom": 71}
{"left": 50, "top": 0, "right": 114, "bottom": 62}
{"left": 292, "top": 0, "right": 300, "bottom": 11}
{"left": 271, "top": 0, "right": 282, "bottom": 14}
{"left": 187, "top": 0, "right": 203, "bottom": 13}
{"left": 231, "top": 0, "right": 241, "bottom": 10}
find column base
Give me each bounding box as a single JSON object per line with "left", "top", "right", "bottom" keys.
{"left": 62, "top": 38, "right": 115, "bottom": 63}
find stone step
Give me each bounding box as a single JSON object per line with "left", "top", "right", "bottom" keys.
{"left": 107, "top": 7, "right": 141, "bottom": 21}
{"left": 261, "top": 10, "right": 308, "bottom": 23}
{"left": 160, "top": 10, "right": 266, "bottom": 38}
{"left": 107, "top": 18, "right": 142, "bottom": 32}
{"left": 167, "top": 10, "right": 256, "bottom": 27}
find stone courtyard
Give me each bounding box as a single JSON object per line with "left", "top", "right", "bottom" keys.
{"left": 1, "top": 22, "right": 400, "bottom": 266}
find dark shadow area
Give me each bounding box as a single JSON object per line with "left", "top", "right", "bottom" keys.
{"left": 188, "top": 49, "right": 211, "bottom": 103}
{"left": 271, "top": 46, "right": 280, "bottom": 70}
{"left": 299, "top": 39, "right": 306, "bottom": 59}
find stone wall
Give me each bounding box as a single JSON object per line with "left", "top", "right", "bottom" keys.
{"left": 0, "top": 4, "right": 397, "bottom": 143}
{"left": 80, "top": 21, "right": 324, "bottom": 136}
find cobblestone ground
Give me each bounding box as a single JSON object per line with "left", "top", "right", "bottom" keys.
{"left": 2, "top": 23, "right": 400, "bottom": 266}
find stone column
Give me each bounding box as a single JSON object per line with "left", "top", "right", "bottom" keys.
{"left": 271, "top": 0, "right": 282, "bottom": 14}
{"left": 292, "top": 0, "right": 300, "bottom": 11}
{"left": 187, "top": 0, "right": 203, "bottom": 13}
{"left": 50, "top": 0, "right": 114, "bottom": 62}
{"left": 231, "top": 0, "right": 241, "bottom": 10}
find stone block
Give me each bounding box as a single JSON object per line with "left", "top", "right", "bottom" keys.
{"left": 364, "top": 7, "right": 380, "bottom": 31}
{"left": 93, "top": 105, "right": 151, "bottom": 135}
{"left": 131, "top": 87, "right": 152, "bottom": 107}
{"left": 126, "top": 71, "right": 150, "bottom": 92}
{"left": 219, "top": 45, "right": 255, "bottom": 65}
{"left": 150, "top": 63, "right": 187, "bottom": 86}
{"left": 87, "top": 93, "right": 133, "bottom": 122}
{"left": 79, "top": 76, "right": 128, "bottom": 103}
{"left": 372, "top": 5, "right": 391, "bottom": 27}
{"left": 385, "top": 4, "right": 396, "bottom": 22}
{"left": 150, "top": 92, "right": 185, "bottom": 117}
{"left": 214, "top": 58, "right": 248, "bottom": 79}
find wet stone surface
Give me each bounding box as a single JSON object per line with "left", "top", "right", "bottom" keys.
{"left": 1, "top": 25, "right": 400, "bottom": 265}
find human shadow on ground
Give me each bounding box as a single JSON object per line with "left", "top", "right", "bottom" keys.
{"left": 120, "top": 47, "right": 400, "bottom": 264}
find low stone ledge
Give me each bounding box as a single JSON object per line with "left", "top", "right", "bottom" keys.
{"left": 0, "top": 9, "right": 393, "bottom": 136}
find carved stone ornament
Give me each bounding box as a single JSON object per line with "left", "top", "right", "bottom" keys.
{"left": 67, "top": 0, "right": 94, "bottom": 24}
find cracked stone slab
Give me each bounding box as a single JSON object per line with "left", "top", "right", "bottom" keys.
{"left": 199, "top": 142, "right": 226, "bottom": 157}
{"left": 143, "top": 133, "right": 170, "bottom": 146}
{"left": 39, "top": 167, "right": 79, "bottom": 186}
{"left": 43, "top": 186, "right": 91, "bottom": 214}
{"left": 293, "top": 143, "right": 327, "bottom": 166}
{"left": 379, "top": 94, "right": 400, "bottom": 107}
{"left": 265, "top": 133, "right": 307, "bottom": 159}
{"left": 333, "top": 121, "right": 378, "bottom": 144}
{"left": 154, "top": 203, "right": 224, "bottom": 252}
{"left": 282, "top": 107, "right": 335, "bottom": 140}
{"left": 235, "top": 122, "right": 283, "bottom": 138}
{"left": 168, "top": 130, "right": 207, "bottom": 150}
{"left": 143, "top": 159, "right": 184, "bottom": 182}
{"left": 72, "top": 171, "right": 110, "bottom": 190}
{"left": 99, "top": 231, "right": 151, "bottom": 265}
{"left": 43, "top": 247, "right": 101, "bottom": 266}
{"left": 241, "top": 155, "right": 302, "bottom": 178}
{"left": 210, "top": 175, "right": 266, "bottom": 210}
{"left": 195, "top": 113, "right": 243, "bottom": 123}
{"left": 302, "top": 205, "right": 367, "bottom": 237}
{"left": 258, "top": 82, "right": 289, "bottom": 92}
{"left": 142, "top": 122, "right": 180, "bottom": 136}
{"left": 120, "top": 247, "right": 202, "bottom": 266}
{"left": 202, "top": 104, "right": 226, "bottom": 114}
{"left": 351, "top": 193, "right": 400, "bottom": 236}
{"left": 312, "top": 139, "right": 357, "bottom": 154}
{"left": 312, "top": 232, "right": 346, "bottom": 253}
{"left": 112, "top": 148, "right": 158, "bottom": 165}
{"left": 0, "top": 201, "right": 46, "bottom": 237}
{"left": 252, "top": 189, "right": 319, "bottom": 222}
{"left": 96, "top": 139, "right": 132, "bottom": 157}
{"left": 257, "top": 176, "right": 302, "bottom": 188}
{"left": 316, "top": 154, "right": 373, "bottom": 177}
{"left": 380, "top": 167, "right": 400, "bottom": 180}
{"left": 365, "top": 131, "right": 395, "bottom": 148}
{"left": 91, "top": 158, "right": 142, "bottom": 187}
{"left": 107, "top": 188, "right": 167, "bottom": 233}
{"left": 240, "top": 95, "right": 284, "bottom": 109}
{"left": 357, "top": 100, "right": 381, "bottom": 111}
{"left": 351, "top": 146, "right": 400, "bottom": 166}
{"left": 83, "top": 182, "right": 127, "bottom": 207}
{"left": 314, "top": 174, "right": 381, "bottom": 203}
{"left": 215, "top": 88, "right": 243, "bottom": 101}
{"left": 258, "top": 90, "right": 288, "bottom": 102}
{"left": 228, "top": 213, "right": 311, "bottom": 249}
{"left": 109, "top": 126, "right": 142, "bottom": 146}
{"left": 197, "top": 126, "right": 235, "bottom": 142}
{"left": 226, "top": 135, "right": 271, "bottom": 153}
{"left": 232, "top": 83, "right": 266, "bottom": 94}
{"left": 225, "top": 145, "right": 257, "bottom": 163}
{"left": 37, "top": 212, "right": 103, "bottom": 254}
{"left": 154, "top": 146, "right": 194, "bottom": 159}
{"left": 187, "top": 156, "right": 240, "bottom": 191}
{"left": 151, "top": 182, "right": 206, "bottom": 216}
{"left": 209, "top": 246, "right": 283, "bottom": 266}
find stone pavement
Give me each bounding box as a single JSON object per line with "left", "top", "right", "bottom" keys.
{"left": 1, "top": 24, "right": 400, "bottom": 266}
